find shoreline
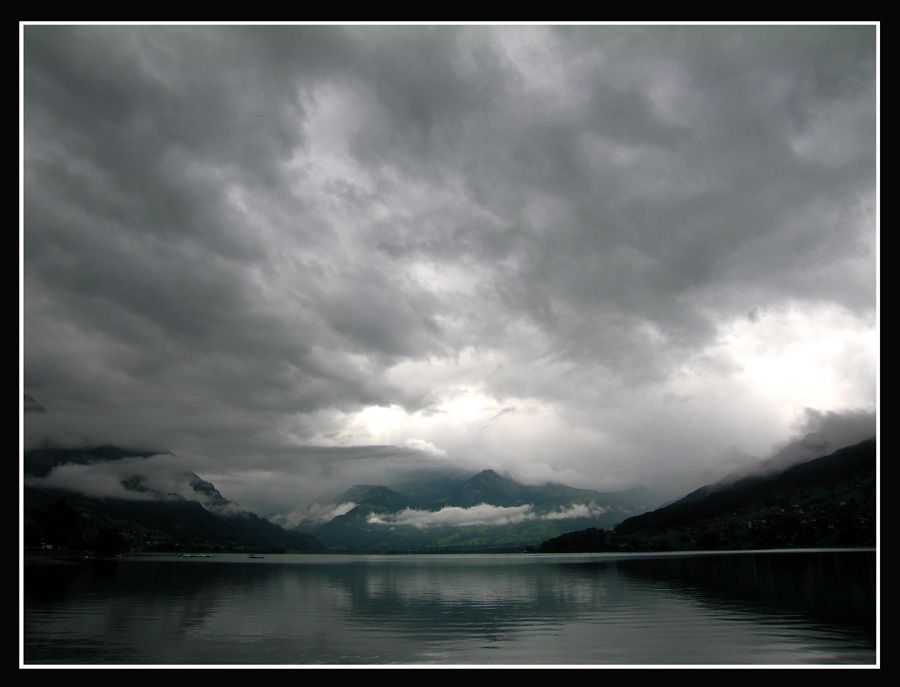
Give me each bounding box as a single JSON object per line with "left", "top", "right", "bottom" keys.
{"left": 23, "top": 550, "right": 96, "bottom": 566}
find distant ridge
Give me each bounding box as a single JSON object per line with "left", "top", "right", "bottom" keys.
{"left": 333, "top": 484, "right": 419, "bottom": 512}
{"left": 535, "top": 438, "right": 876, "bottom": 553}
{"left": 23, "top": 443, "right": 325, "bottom": 555}
{"left": 293, "top": 468, "right": 662, "bottom": 553}
{"left": 614, "top": 437, "right": 875, "bottom": 536}
{"left": 450, "top": 469, "right": 525, "bottom": 508}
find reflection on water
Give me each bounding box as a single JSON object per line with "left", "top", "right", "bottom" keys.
{"left": 23, "top": 550, "right": 877, "bottom": 665}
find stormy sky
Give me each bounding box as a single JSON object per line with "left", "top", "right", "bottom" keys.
{"left": 21, "top": 24, "right": 878, "bottom": 518}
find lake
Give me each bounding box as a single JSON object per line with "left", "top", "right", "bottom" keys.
{"left": 22, "top": 548, "right": 877, "bottom": 666}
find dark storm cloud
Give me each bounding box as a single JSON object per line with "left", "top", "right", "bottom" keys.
{"left": 22, "top": 24, "right": 877, "bottom": 514}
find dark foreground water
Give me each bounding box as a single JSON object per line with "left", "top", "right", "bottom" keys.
{"left": 23, "top": 549, "right": 877, "bottom": 666}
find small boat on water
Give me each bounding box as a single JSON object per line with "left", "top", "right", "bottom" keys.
{"left": 248, "top": 554, "right": 265, "bottom": 559}
{"left": 180, "top": 553, "right": 212, "bottom": 558}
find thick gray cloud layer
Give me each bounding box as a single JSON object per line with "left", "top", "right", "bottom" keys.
{"left": 22, "top": 24, "right": 877, "bottom": 515}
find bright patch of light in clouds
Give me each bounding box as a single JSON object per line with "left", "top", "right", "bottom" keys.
{"left": 717, "top": 305, "right": 876, "bottom": 418}
{"left": 357, "top": 404, "right": 408, "bottom": 442}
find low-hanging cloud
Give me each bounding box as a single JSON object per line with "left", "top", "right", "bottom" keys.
{"left": 750, "top": 406, "right": 876, "bottom": 477}
{"left": 366, "top": 501, "right": 610, "bottom": 529}
{"left": 270, "top": 501, "right": 358, "bottom": 530}
{"left": 24, "top": 453, "right": 246, "bottom": 514}
{"left": 368, "top": 504, "right": 537, "bottom": 529}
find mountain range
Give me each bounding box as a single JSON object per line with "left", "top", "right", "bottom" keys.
{"left": 22, "top": 437, "right": 660, "bottom": 554}
{"left": 286, "top": 469, "right": 660, "bottom": 553}
{"left": 21, "top": 396, "right": 877, "bottom": 556}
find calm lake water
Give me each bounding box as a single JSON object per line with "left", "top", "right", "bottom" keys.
{"left": 23, "top": 549, "right": 877, "bottom": 666}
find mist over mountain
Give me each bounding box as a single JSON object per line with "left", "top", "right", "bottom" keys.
{"left": 718, "top": 408, "right": 877, "bottom": 484}
{"left": 21, "top": 393, "right": 876, "bottom": 556}
{"left": 22, "top": 393, "right": 655, "bottom": 554}
{"left": 536, "top": 437, "right": 876, "bottom": 553}
{"left": 283, "top": 468, "right": 662, "bottom": 553}
{"left": 24, "top": 444, "right": 174, "bottom": 479}
{"left": 22, "top": 400, "right": 324, "bottom": 554}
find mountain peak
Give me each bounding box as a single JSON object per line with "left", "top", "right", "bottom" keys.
{"left": 453, "top": 469, "right": 523, "bottom": 507}
{"left": 334, "top": 484, "right": 415, "bottom": 513}
{"left": 464, "top": 469, "right": 516, "bottom": 489}
{"left": 470, "top": 468, "right": 502, "bottom": 481}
